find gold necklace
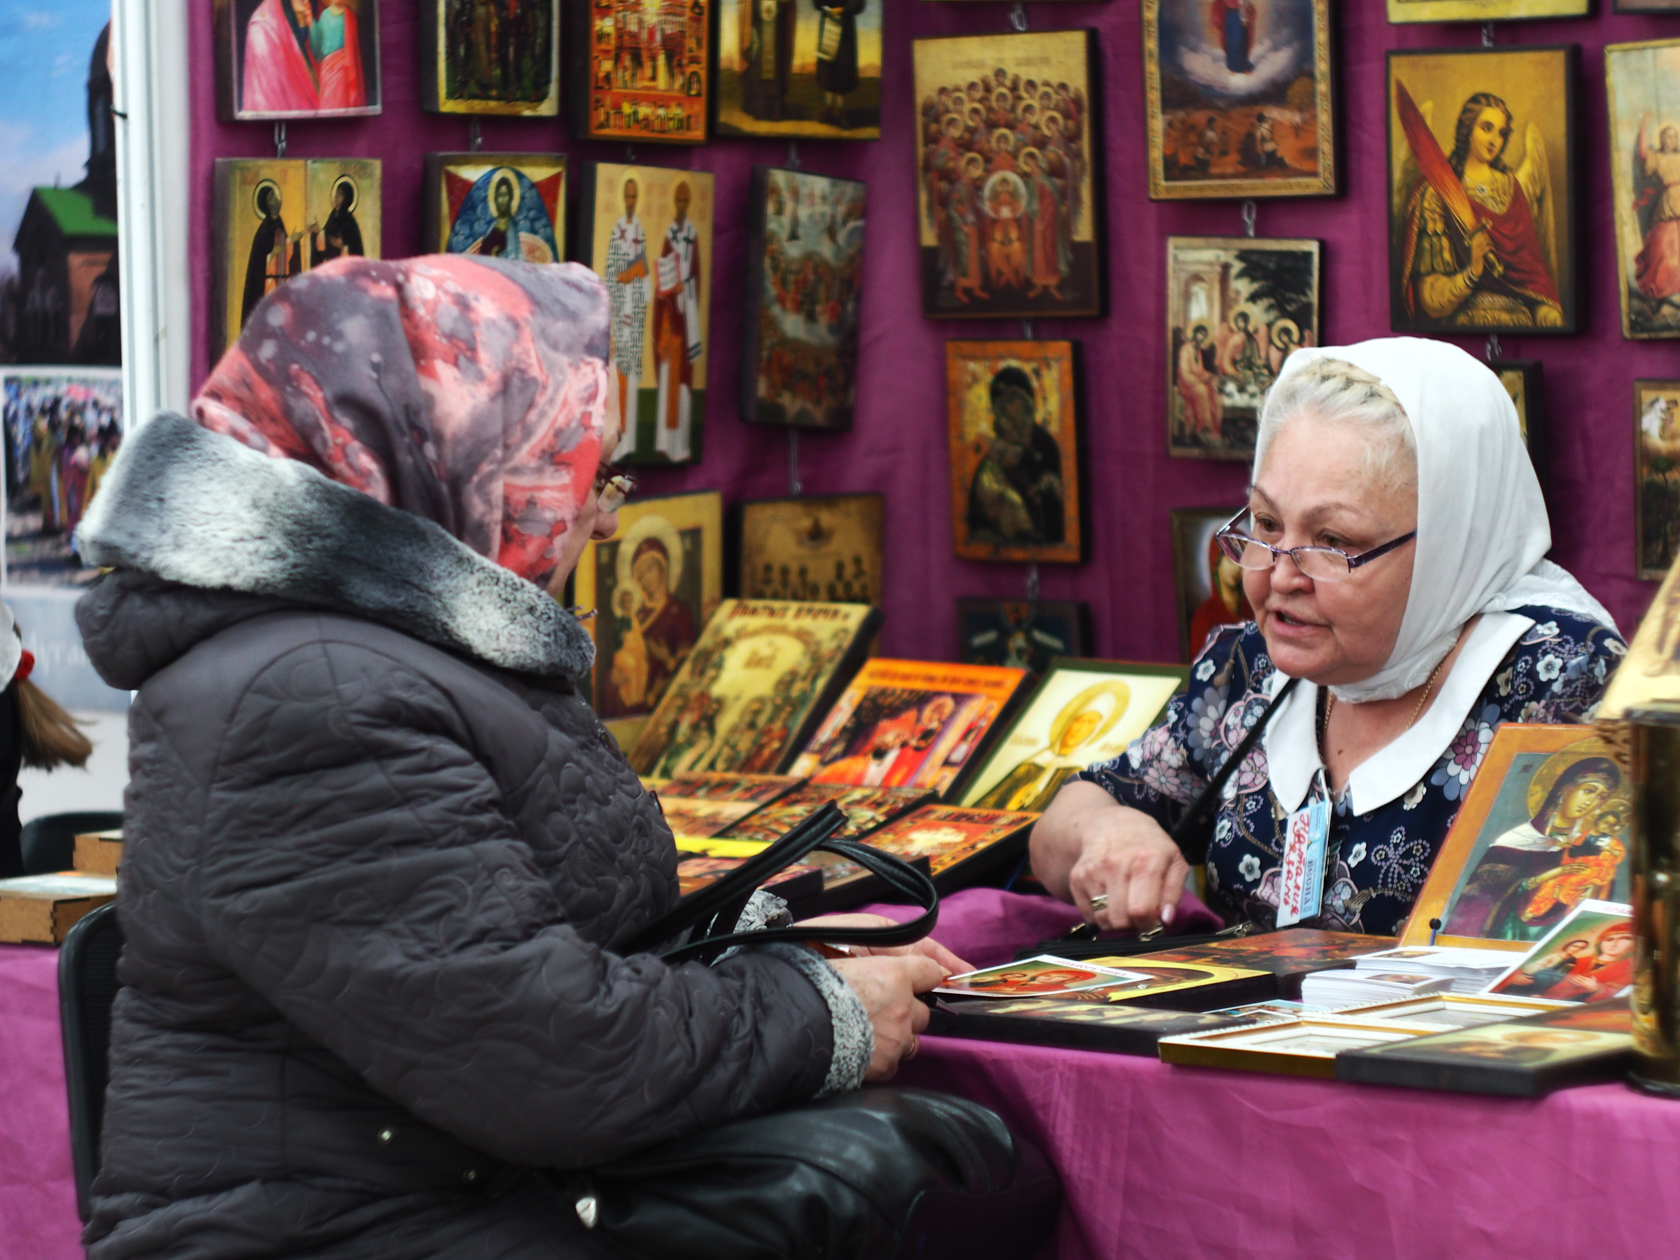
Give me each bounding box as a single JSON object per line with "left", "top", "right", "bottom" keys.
{"left": 1322, "top": 653, "right": 1451, "bottom": 741}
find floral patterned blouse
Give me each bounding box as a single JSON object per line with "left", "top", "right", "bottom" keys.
{"left": 1077, "top": 607, "right": 1627, "bottom": 937}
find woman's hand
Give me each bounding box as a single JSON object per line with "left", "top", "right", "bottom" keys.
{"left": 798, "top": 912, "right": 973, "bottom": 974}
{"left": 1030, "top": 781, "right": 1189, "bottom": 932}
{"left": 829, "top": 955, "right": 946, "bottom": 1081}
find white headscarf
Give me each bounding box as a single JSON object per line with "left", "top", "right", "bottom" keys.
{"left": 1257, "top": 337, "right": 1613, "bottom": 704}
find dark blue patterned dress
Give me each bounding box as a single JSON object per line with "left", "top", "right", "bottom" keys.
{"left": 1077, "top": 607, "right": 1626, "bottom": 937}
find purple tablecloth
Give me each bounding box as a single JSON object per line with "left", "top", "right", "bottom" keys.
{"left": 0, "top": 944, "right": 80, "bottom": 1260}
{"left": 8, "top": 889, "right": 1679, "bottom": 1260}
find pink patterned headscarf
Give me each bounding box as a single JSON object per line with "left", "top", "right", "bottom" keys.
{"left": 194, "top": 255, "right": 611, "bottom": 586}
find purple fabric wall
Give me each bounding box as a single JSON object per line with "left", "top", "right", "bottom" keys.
{"left": 189, "top": 1, "right": 1680, "bottom": 664}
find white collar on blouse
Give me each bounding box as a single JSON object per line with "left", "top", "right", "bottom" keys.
{"left": 1263, "top": 610, "right": 1535, "bottom": 816}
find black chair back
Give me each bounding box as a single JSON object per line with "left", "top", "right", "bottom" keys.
{"left": 58, "top": 901, "right": 123, "bottom": 1224}
{"left": 21, "top": 811, "right": 123, "bottom": 875}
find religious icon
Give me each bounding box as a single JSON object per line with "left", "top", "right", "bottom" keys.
{"left": 1387, "top": 0, "right": 1587, "bottom": 19}
{"left": 857, "top": 804, "right": 1036, "bottom": 885}
{"left": 788, "top": 659, "right": 1029, "bottom": 797}
{"left": 1142, "top": 0, "right": 1335, "bottom": 201}
{"left": 422, "top": 153, "right": 565, "bottom": 261}
{"left": 1401, "top": 726, "right": 1633, "bottom": 949}
{"left": 422, "top": 0, "right": 560, "bottom": 116}
{"left": 578, "top": 164, "right": 714, "bottom": 466}
{"left": 1387, "top": 46, "right": 1578, "bottom": 335}
{"left": 1485, "top": 900, "right": 1636, "bottom": 1004}
{"left": 1337, "top": 1001, "right": 1633, "bottom": 1096}
{"left": 1171, "top": 508, "right": 1255, "bottom": 661}
{"left": 945, "top": 340, "right": 1081, "bottom": 565}
{"left": 956, "top": 659, "right": 1186, "bottom": 812}
{"left": 912, "top": 31, "right": 1104, "bottom": 319}
{"left": 719, "top": 781, "right": 932, "bottom": 844}
{"left": 216, "top": 0, "right": 382, "bottom": 120}
{"left": 956, "top": 599, "right": 1088, "bottom": 676}
{"left": 572, "top": 491, "right": 723, "bottom": 748}
{"left": 1636, "top": 379, "right": 1680, "bottom": 580}
{"left": 740, "top": 167, "right": 867, "bottom": 430}
{"left": 213, "top": 158, "right": 382, "bottom": 357}
{"left": 572, "top": 0, "right": 710, "bottom": 143}
{"left": 1165, "top": 237, "right": 1320, "bottom": 462}
{"left": 1490, "top": 358, "right": 1546, "bottom": 485}
{"left": 713, "top": 0, "right": 881, "bottom": 139}
{"left": 1605, "top": 40, "right": 1680, "bottom": 340}
{"left": 628, "top": 598, "right": 880, "bottom": 776}
{"left": 738, "top": 494, "right": 883, "bottom": 606}
{"left": 0, "top": 367, "right": 122, "bottom": 588}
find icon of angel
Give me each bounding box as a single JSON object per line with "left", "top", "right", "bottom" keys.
{"left": 1632, "top": 114, "right": 1680, "bottom": 307}
{"left": 1394, "top": 87, "right": 1563, "bottom": 329}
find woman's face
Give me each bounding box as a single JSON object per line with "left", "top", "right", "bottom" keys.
{"left": 1244, "top": 412, "right": 1418, "bottom": 687}
{"left": 1470, "top": 107, "right": 1509, "bottom": 165}
{"left": 1558, "top": 778, "right": 1612, "bottom": 824}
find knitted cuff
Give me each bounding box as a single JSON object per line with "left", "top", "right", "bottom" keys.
{"left": 732, "top": 889, "right": 794, "bottom": 934}
{"left": 762, "top": 943, "right": 873, "bottom": 1098}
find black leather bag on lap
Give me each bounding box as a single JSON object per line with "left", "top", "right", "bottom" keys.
{"left": 569, "top": 1088, "right": 1059, "bottom": 1260}
{"left": 580, "top": 803, "right": 1061, "bottom": 1260}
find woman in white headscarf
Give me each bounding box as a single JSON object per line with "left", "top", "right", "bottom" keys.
{"left": 1031, "top": 338, "right": 1626, "bottom": 937}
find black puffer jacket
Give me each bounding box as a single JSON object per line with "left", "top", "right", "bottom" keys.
{"left": 75, "top": 417, "right": 869, "bottom": 1259}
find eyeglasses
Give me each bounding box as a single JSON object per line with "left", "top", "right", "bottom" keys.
{"left": 1213, "top": 508, "right": 1416, "bottom": 583}
{"left": 594, "top": 463, "right": 636, "bottom": 513}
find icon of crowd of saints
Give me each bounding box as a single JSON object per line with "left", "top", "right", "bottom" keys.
{"left": 752, "top": 171, "right": 866, "bottom": 430}
{"left": 917, "top": 42, "right": 1093, "bottom": 317}
{"left": 586, "top": 0, "right": 709, "bottom": 140}
{"left": 1444, "top": 743, "right": 1631, "bottom": 943}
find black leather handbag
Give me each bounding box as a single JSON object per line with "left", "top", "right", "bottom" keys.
{"left": 581, "top": 804, "right": 1061, "bottom": 1260}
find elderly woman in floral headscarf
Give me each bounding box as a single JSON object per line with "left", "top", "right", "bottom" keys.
{"left": 74, "top": 256, "right": 952, "bottom": 1260}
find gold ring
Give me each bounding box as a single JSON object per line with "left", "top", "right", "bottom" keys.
{"left": 1090, "top": 894, "right": 1108, "bottom": 912}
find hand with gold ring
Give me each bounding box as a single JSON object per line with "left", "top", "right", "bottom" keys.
{"left": 1030, "top": 781, "right": 1189, "bottom": 932}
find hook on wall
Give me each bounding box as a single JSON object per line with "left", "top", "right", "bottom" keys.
{"left": 1009, "top": 2, "right": 1028, "bottom": 32}
{"left": 1485, "top": 334, "right": 1503, "bottom": 363}
{"left": 468, "top": 119, "right": 483, "bottom": 153}
{"left": 787, "top": 141, "right": 801, "bottom": 171}
{"left": 1021, "top": 319, "right": 1034, "bottom": 339}
{"left": 1242, "top": 199, "right": 1257, "bottom": 239}
{"left": 1026, "top": 561, "right": 1041, "bottom": 602}
{"left": 788, "top": 429, "right": 804, "bottom": 497}
{"left": 273, "top": 121, "right": 287, "bottom": 159}
{"left": 1481, "top": 22, "right": 1495, "bottom": 48}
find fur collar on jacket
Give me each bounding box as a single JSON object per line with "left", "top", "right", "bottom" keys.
{"left": 77, "top": 413, "right": 596, "bottom": 680}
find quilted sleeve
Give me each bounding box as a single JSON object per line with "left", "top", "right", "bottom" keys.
{"left": 190, "top": 638, "right": 841, "bottom": 1168}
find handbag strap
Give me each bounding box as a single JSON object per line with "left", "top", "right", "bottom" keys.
{"left": 659, "top": 837, "right": 938, "bottom": 966}
{"left": 1171, "top": 675, "right": 1299, "bottom": 866}
{"left": 616, "top": 802, "right": 940, "bottom": 967}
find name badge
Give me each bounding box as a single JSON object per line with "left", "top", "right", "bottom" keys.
{"left": 1277, "top": 780, "right": 1329, "bottom": 928}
